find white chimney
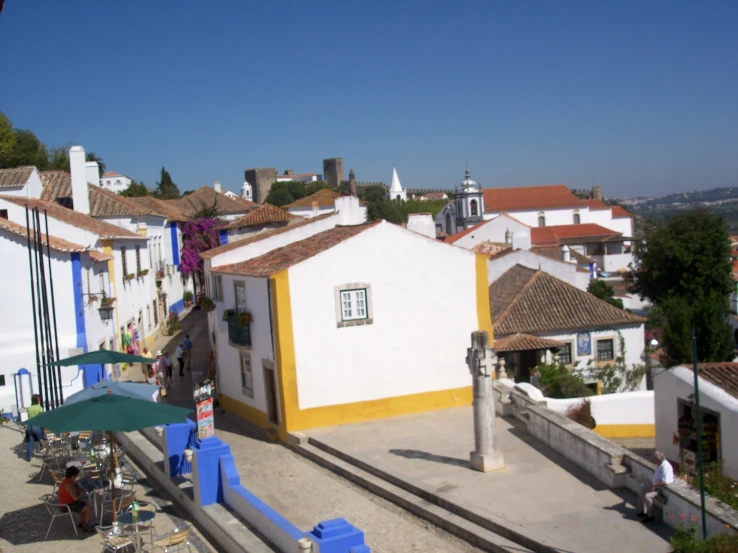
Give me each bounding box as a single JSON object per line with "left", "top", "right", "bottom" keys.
{"left": 214, "top": 181, "right": 222, "bottom": 194}
{"left": 407, "top": 213, "right": 436, "bottom": 239}
{"left": 69, "top": 146, "right": 90, "bottom": 214}
{"left": 334, "top": 195, "right": 367, "bottom": 226}
{"left": 561, "top": 244, "right": 571, "bottom": 263}
{"left": 312, "top": 200, "right": 319, "bottom": 217}
{"left": 85, "top": 161, "right": 100, "bottom": 187}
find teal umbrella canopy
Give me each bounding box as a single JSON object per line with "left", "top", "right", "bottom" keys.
{"left": 50, "top": 350, "right": 152, "bottom": 366}
{"left": 21, "top": 394, "right": 191, "bottom": 433}
{"left": 64, "top": 381, "right": 160, "bottom": 405}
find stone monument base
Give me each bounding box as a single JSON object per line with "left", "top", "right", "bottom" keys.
{"left": 470, "top": 450, "right": 505, "bottom": 473}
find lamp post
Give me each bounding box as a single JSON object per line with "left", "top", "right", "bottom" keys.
{"left": 645, "top": 338, "right": 658, "bottom": 390}
{"left": 465, "top": 330, "right": 504, "bottom": 472}
{"left": 691, "top": 325, "right": 708, "bottom": 540}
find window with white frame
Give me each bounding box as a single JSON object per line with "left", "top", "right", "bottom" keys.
{"left": 240, "top": 351, "right": 253, "bottom": 397}
{"left": 557, "top": 343, "right": 573, "bottom": 365}
{"left": 335, "top": 284, "right": 373, "bottom": 327}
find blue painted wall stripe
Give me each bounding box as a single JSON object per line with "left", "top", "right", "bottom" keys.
{"left": 71, "top": 253, "right": 86, "bottom": 351}
{"left": 171, "top": 222, "right": 180, "bottom": 267}
{"left": 219, "top": 229, "right": 228, "bottom": 246}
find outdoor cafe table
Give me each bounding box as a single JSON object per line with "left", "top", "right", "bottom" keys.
{"left": 118, "top": 510, "right": 156, "bottom": 553}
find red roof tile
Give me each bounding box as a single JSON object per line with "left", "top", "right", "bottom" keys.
{"left": 128, "top": 196, "right": 189, "bottom": 222}
{"left": 201, "top": 211, "right": 336, "bottom": 260}
{"left": 490, "top": 264, "right": 645, "bottom": 335}
{"left": 101, "top": 171, "right": 121, "bottom": 178}
{"left": 225, "top": 204, "right": 302, "bottom": 229}
{"left": 531, "top": 223, "right": 621, "bottom": 247}
{"left": 582, "top": 199, "right": 609, "bottom": 210}
{"left": 0, "top": 196, "right": 141, "bottom": 239}
{"left": 611, "top": 206, "right": 633, "bottom": 219}
{"left": 285, "top": 189, "right": 340, "bottom": 209}
{"left": 0, "top": 166, "right": 34, "bottom": 189}
{"left": 212, "top": 222, "right": 380, "bottom": 277}
{"left": 0, "top": 217, "right": 91, "bottom": 254}
{"left": 169, "top": 186, "right": 255, "bottom": 216}
{"left": 495, "top": 333, "right": 565, "bottom": 353}
{"left": 685, "top": 363, "right": 738, "bottom": 400}
{"left": 483, "top": 185, "right": 583, "bottom": 213}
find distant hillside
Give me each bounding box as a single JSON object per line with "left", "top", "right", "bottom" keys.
{"left": 616, "top": 186, "right": 738, "bottom": 234}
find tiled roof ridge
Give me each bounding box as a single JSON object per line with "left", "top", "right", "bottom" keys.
{"left": 0, "top": 217, "right": 86, "bottom": 253}
{"left": 284, "top": 188, "right": 339, "bottom": 208}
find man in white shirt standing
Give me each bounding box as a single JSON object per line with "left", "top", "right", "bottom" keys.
{"left": 638, "top": 451, "right": 674, "bottom": 522}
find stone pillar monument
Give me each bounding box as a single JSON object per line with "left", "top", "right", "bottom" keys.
{"left": 466, "top": 330, "right": 504, "bottom": 472}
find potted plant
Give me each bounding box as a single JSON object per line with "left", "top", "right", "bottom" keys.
{"left": 137, "top": 268, "right": 149, "bottom": 278}
{"left": 124, "top": 273, "right": 136, "bottom": 282}
{"left": 100, "top": 296, "right": 116, "bottom": 307}
{"left": 89, "top": 294, "right": 99, "bottom": 303}
{"left": 237, "top": 312, "right": 253, "bottom": 327}
{"left": 156, "top": 270, "right": 165, "bottom": 280}
{"left": 222, "top": 308, "right": 235, "bottom": 321}
{"left": 183, "top": 291, "right": 193, "bottom": 307}
{"left": 200, "top": 296, "right": 215, "bottom": 312}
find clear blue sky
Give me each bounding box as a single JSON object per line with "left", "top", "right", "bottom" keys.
{"left": 1, "top": 1, "right": 736, "bottom": 197}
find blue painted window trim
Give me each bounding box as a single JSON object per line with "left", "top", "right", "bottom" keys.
{"left": 219, "top": 229, "right": 228, "bottom": 246}
{"left": 171, "top": 222, "right": 180, "bottom": 267}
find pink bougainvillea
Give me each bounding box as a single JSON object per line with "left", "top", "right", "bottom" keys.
{"left": 180, "top": 218, "right": 219, "bottom": 289}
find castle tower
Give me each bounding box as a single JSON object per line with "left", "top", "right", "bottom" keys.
{"left": 388, "top": 167, "right": 407, "bottom": 201}
{"left": 323, "top": 158, "right": 344, "bottom": 190}
{"left": 242, "top": 180, "right": 253, "bottom": 201}
{"left": 244, "top": 167, "right": 277, "bottom": 204}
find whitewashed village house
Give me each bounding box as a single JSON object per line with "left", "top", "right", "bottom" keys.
{"left": 285, "top": 189, "right": 342, "bottom": 219}
{"left": 489, "top": 264, "right": 647, "bottom": 391}
{"left": 201, "top": 196, "right": 492, "bottom": 441}
{"left": 100, "top": 171, "right": 132, "bottom": 194}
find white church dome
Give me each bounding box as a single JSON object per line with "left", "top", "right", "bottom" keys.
{"left": 461, "top": 169, "right": 478, "bottom": 191}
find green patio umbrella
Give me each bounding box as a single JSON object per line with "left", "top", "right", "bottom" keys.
{"left": 23, "top": 393, "right": 192, "bottom": 521}
{"left": 50, "top": 350, "right": 152, "bottom": 366}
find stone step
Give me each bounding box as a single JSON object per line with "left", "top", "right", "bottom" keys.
{"left": 293, "top": 441, "right": 537, "bottom": 553}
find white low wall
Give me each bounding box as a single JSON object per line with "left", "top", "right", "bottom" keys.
{"left": 545, "top": 391, "right": 654, "bottom": 436}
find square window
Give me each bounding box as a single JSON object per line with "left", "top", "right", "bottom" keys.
{"left": 340, "top": 289, "right": 368, "bottom": 321}
{"left": 558, "top": 343, "right": 572, "bottom": 365}
{"left": 597, "top": 339, "right": 615, "bottom": 361}
{"left": 0, "top": 374, "right": 5, "bottom": 386}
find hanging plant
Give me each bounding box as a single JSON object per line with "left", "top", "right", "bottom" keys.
{"left": 124, "top": 273, "right": 136, "bottom": 281}
{"left": 101, "top": 297, "right": 116, "bottom": 307}
{"left": 222, "top": 309, "right": 236, "bottom": 321}
{"left": 137, "top": 269, "right": 149, "bottom": 277}
{"left": 237, "top": 312, "right": 253, "bottom": 327}
{"left": 200, "top": 296, "right": 215, "bottom": 312}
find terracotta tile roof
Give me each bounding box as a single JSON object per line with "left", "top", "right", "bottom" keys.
{"left": 611, "top": 206, "right": 633, "bottom": 219}
{"left": 201, "top": 210, "right": 336, "bottom": 260}
{"left": 0, "top": 216, "right": 100, "bottom": 256}
{"left": 212, "top": 222, "right": 380, "bottom": 277}
{"left": 169, "top": 186, "right": 255, "bottom": 216}
{"left": 483, "top": 185, "right": 583, "bottom": 213}
{"left": 582, "top": 199, "right": 609, "bottom": 210}
{"left": 495, "top": 333, "right": 566, "bottom": 353}
{"left": 0, "top": 166, "right": 34, "bottom": 189}
{"left": 0, "top": 196, "right": 141, "bottom": 239}
{"left": 531, "top": 223, "right": 622, "bottom": 247}
{"left": 686, "top": 363, "right": 738, "bottom": 400}
{"left": 225, "top": 204, "right": 302, "bottom": 229}
{"left": 101, "top": 171, "right": 121, "bottom": 178}
{"left": 422, "top": 192, "right": 447, "bottom": 199}
{"left": 88, "top": 250, "right": 114, "bottom": 261}
{"left": 128, "top": 196, "right": 189, "bottom": 222}
{"left": 529, "top": 246, "right": 595, "bottom": 265}
{"left": 490, "top": 264, "right": 645, "bottom": 335}
{"left": 472, "top": 241, "right": 511, "bottom": 256}
{"left": 285, "top": 189, "right": 340, "bottom": 209}
{"left": 39, "top": 171, "right": 151, "bottom": 217}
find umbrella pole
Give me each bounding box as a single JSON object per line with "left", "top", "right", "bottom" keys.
{"left": 110, "top": 431, "right": 118, "bottom": 523}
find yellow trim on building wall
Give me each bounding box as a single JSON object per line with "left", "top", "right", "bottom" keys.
{"left": 219, "top": 393, "right": 272, "bottom": 430}
{"left": 102, "top": 240, "right": 120, "bottom": 349}
{"left": 268, "top": 268, "right": 475, "bottom": 441}
{"left": 475, "top": 254, "right": 494, "bottom": 346}
{"left": 594, "top": 424, "right": 655, "bottom": 439}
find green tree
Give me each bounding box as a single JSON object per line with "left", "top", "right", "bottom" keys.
{"left": 629, "top": 209, "right": 734, "bottom": 365}
{"left": 363, "top": 185, "right": 387, "bottom": 203}
{"left": 534, "top": 364, "right": 593, "bottom": 399}
{"left": 265, "top": 182, "right": 294, "bottom": 207}
{"left": 85, "top": 151, "right": 106, "bottom": 177}
{"left": 154, "top": 167, "right": 180, "bottom": 199}
{"left": 47, "top": 145, "right": 70, "bottom": 171}
{"left": 119, "top": 179, "right": 148, "bottom": 197}
{"left": 587, "top": 280, "right": 624, "bottom": 309}
{"left": 367, "top": 199, "right": 406, "bottom": 224}
{"left": 5, "top": 129, "right": 49, "bottom": 169}
{"left": 284, "top": 180, "right": 306, "bottom": 201}
{"left": 0, "top": 111, "right": 16, "bottom": 166}
{"left": 305, "top": 180, "right": 329, "bottom": 196}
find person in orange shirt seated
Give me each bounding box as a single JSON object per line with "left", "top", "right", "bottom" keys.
{"left": 58, "top": 466, "right": 91, "bottom": 530}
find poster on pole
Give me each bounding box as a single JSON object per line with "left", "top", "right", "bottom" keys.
{"left": 194, "top": 378, "right": 215, "bottom": 440}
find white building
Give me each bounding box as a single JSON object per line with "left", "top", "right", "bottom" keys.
{"left": 285, "top": 189, "right": 341, "bottom": 219}
{"left": 489, "top": 264, "right": 647, "bottom": 390}
{"left": 275, "top": 170, "right": 320, "bottom": 183}
{"left": 388, "top": 167, "right": 407, "bottom": 201}
{"left": 655, "top": 364, "right": 738, "bottom": 479}
{"left": 100, "top": 171, "right": 133, "bottom": 194}
{"left": 224, "top": 181, "right": 254, "bottom": 202}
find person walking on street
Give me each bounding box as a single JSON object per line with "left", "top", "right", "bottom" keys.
{"left": 154, "top": 351, "right": 166, "bottom": 388}
{"left": 183, "top": 334, "right": 193, "bottom": 372}
{"left": 142, "top": 347, "right": 153, "bottom": 377}
{"left": 163, "top": 350, "right": 173, "bottom": 386}
{"left": 175, "top": 342, "right": 185, "bottom": 377}
{"left": 25, "top": 394, "right": 47, "bottom": 461}
{"left": 638, "top": 451, "right": 674, "bottom": 522}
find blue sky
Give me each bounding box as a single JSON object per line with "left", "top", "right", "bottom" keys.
{"left": 1, "top": 1, "right": 736, "bottom": 197}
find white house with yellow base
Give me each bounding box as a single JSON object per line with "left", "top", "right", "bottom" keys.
{"left": 205, "top": 219, "right": 492, "bottom": 441}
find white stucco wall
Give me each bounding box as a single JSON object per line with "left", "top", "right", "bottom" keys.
{"left": 288, "top": 221, "right": 479, "bottom": 409}
{"left": 209, "top": 275, "right": 276, "bottom": 418}
{"left": 485, "top": 207, "right": 586, "bottom": 228}
{"left": 452, "top": 214, "right": 530, "bottom": 250}
{"left": 286, "top": 206, "right": 334, "bottom": 219}
{"left": 546, "top": 391, "right": 654, "bottom": 426}
{"left": 100, "top": 174, "right": 132, "bottom": 194}
{"left": 655, "top": 367, "right": 738, "bottom": 479}
{"left": 538, "top": 324, "right": 647, "bottom": 390}
{"left": 487, "top": 249, "right": 589, "bottom": 291}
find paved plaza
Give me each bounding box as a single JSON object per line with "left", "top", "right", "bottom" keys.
{"left": 307, "top": 408, "right": 674, "bottom": 553}
{"left": 0, "top": 422, "right": 218, "bottom": 553}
